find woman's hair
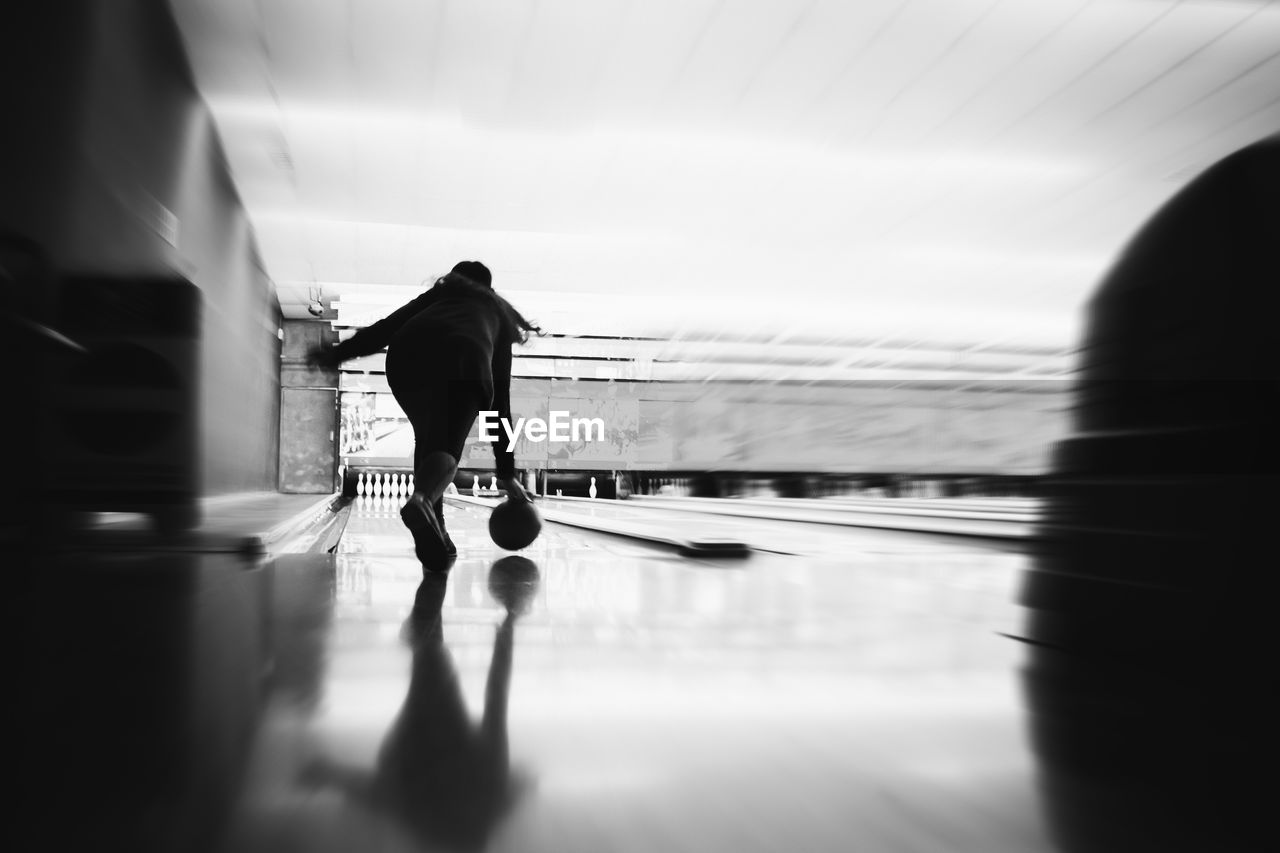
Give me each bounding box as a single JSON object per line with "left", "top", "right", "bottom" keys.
{"left": 433, "top": 267, "right": 542, "bottom": 344}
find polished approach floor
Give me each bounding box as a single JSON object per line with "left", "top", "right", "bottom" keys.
{"left": 213, "top": 496, "right": 1052, "bottom": 853}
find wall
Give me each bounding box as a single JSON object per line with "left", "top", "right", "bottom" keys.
{"left": 1, "top": 1, "right": 281, "bottom": 496}
{"left": 342, "top": 377, "right": 1071, "bottom": 475}
{"left": 278, "top": 321, "right": 340, "bottom": 494}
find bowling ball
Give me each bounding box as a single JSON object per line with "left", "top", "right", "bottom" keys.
{"left": 488, "top": 497, "right": 541, "bottom": 550}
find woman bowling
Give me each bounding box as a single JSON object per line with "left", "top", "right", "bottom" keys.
{"left": 309, "top": 261, "right": 537, "bottom": 569}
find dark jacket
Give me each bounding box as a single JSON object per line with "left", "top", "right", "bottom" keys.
{"left": 332, "top": 280, "right": 518, "bottom": 477}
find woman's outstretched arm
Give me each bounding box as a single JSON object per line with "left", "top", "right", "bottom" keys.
{"left": 308, "top": 287, "right": 440, "bottom": 366}
{"left": 490, "top": 339, "right": 516, "bottom": 481}
{"left": 490, "top": 338, "right": 532, "bottom": 502}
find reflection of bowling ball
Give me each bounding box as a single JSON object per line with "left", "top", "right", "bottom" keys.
{"left": 488, "top": 498, "right": 541, "bottom": 550}
{"left": 488, "top": 556, "right": 540, "bottom": 614}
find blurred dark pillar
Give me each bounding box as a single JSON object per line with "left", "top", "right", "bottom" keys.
{"left": 1020, "top": 135, "right": 1279, "bottom": 852}
{"left": 0, "top": 4, "right": 94, "bottom": 256}
{"left": 1, "top": 5, "right": 95, "bottom": 564}
{"left": 43, "top": 274, "right": 203, "bottom": 533}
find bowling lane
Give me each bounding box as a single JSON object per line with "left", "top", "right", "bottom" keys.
{"left": 507, "top": 494, "right": 1028, "bottom": 557}
{"left": 220, "top": 495, "right": 1050, "bottom": 853}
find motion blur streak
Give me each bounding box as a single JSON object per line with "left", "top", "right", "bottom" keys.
{"left": 1019, "top": 134, "right": 1279, "bottom": 853}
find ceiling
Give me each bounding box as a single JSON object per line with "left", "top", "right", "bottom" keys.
{"left": 169, "top": 0, "right": 1280, "bottom": 381}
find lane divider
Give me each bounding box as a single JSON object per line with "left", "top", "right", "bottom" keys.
{"left": 66, "top": 493, "right": 345, "bottom": 557}
{"left": 588, "top": 495, "right": 1036, "bottom": 539}
{"left": 445, "top": 494, "right": 751, "bottom": 558}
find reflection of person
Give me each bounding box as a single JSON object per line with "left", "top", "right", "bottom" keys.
{"left": 300, "top": 560, "right": 539, "bottom": 851}
{"left": 309, "top": 262, "right": 538, "bottom": 569}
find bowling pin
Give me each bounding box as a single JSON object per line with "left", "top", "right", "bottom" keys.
{"left": 472, "top": 475, "right": 480, "bottom": 497}
{"left": 408, "top": 474, "right": 416, "bottom": 495}
{"left": 589, "top": 476, "right": 597, "bottom": 499}
{"left": 357, "top": 472, "right": 366, "bottom": 496}
{"left": 398, "top": 473, "right": 407, "bottom": 497}
{"left": 489, "top": 476, "right": 498, "bottom": 493}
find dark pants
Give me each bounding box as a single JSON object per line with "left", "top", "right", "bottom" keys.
{"left": 386, "top": 341, "right": 489, "bottom": 523}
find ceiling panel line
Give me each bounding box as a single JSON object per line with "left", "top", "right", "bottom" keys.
{"left": 989, "top": 1, "right": 1182, "bottom": 144}
{"left": 1074, "top": 1, "right": 1267, "bottom": 135}
{"left": 727, "top": 0, "right": 821, "bottom": 111}
{"left": 1138, "top": 47, "right": 1280, "bottom": 142}
{"left": 852, "top": 0, "right": 1097, "bottom": 238}
{"left": 801, "top": 0, "right": 916, "bottom": 124}
{"left": 1039, "top": 101, "right": 1280, "bottom": 240}
{"left": 1013, "top": 58, "right": 1280, "bottom": 233}
{"left": 919, "top": 0, "right": 1095, "bottom": 146}
{"left": 885, "top": 40, "right": 1280, "bottom": 250}
{"left": 666, "top": 0, "right": 730, "bottom": 97}
{"left": 500, "top": 0, "right": 544, "bottom": 120}
{"left": 858, "top": 0, "right": 1010, "bottom": 146}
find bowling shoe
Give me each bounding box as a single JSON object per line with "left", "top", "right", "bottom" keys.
{"left": 438, "top": 521, "right": 458, "bottom": 558}
{"left": 400, "top": 493, "right": 452, "bottom": 570}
